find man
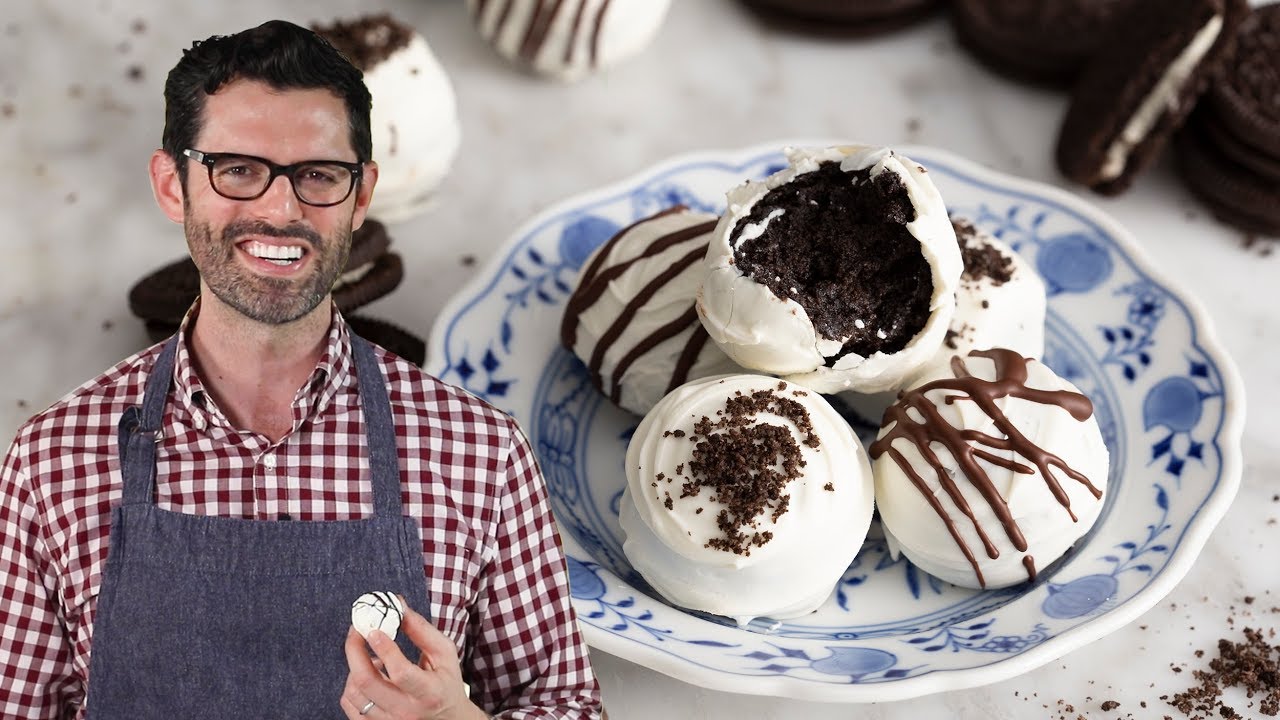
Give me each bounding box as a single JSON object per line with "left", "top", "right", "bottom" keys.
{"left": 0, "top": 20, "right": 602, "bottom": 719}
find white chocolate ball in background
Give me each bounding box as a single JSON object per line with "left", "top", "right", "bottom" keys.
{"left": 466, "top": 0, "right": 673, "bottom": 82}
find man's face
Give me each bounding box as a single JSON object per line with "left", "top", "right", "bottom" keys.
{"left": 181, "top": 79, "right": 368, "bottom": 326}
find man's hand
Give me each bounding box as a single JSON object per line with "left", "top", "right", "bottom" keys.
{"left": 340, "top": 604, "right": 487, "bottom": 720}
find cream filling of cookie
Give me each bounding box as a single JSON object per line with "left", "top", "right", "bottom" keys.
{"left": 332, "top": 260, "right": 374, "bottom": 289}
{"left": 1100, "top": 14, "right": 1223, "bottom": 181}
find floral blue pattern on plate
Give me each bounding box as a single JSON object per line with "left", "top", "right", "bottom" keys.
{"left": 426, "top": 142, "right": 1244, "bottom": 702}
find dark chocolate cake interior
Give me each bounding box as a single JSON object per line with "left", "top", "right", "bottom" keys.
{"left": 729, "top": 160, "right": 933, "bottom": 364}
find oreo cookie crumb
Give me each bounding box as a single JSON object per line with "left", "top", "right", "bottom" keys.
{"left": 101, "top": 320, "right": 114, "bottom": 331}
{"left": 126, "top": 65, "right": 143, "bottom": 81}
{"left": 130, "top": 19, "right": 146, "bottom": 34}
{"left": 16, "top": 399, "right": 27, "bottom": 409}
{"left": 954, "top": 218, "right": 1013, "bottom": 285}
{"left": 312, "top": 14, "right": 412, "bottom": 72}
{"left": 1165, "top": 627, "right": 1280, "bottom": 718}
{"left": 461, "top": 254, "right": 476, "bottom": 267}
{"left": 1, "top": 103, "right": 13, "bottom": 118}
{"left": 676, "top": 385, "right": 817, "bottom": 555}
{"left": 1101, "top": 699, "right": 1120, "bottom": 711}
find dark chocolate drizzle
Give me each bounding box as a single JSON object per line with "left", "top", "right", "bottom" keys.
{"left": 480, "top": 0, "right": 614, "bottom": 70}
{"left": 586, "top": 244, "right": 705, "bottom": 394}
{"left": 560, "top": 210, "right": 718, "bottom": 406}
{"left": 868, "top": 348, "right": 1101, "bottom": 588}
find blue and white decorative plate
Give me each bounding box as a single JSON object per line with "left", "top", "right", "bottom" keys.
{"left": 426, "top": 142, "right": 1244, "bottom": 702}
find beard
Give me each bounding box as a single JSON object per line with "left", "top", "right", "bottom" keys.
{"left": 185, "top": 213, "right": 352, "bottom": 326}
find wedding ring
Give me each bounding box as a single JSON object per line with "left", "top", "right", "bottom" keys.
{"left": 359, "top": 699, "right": 376, "bottom": 715}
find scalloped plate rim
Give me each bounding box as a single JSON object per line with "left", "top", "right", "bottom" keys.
{"left": 426, "top": 140, "right": 1245, "bottom": 702}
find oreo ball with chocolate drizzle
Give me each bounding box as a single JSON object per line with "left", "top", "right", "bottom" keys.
{"left": 697, "top": 145, "right": 962, "bottom": 395}
{"left": 870, "top": 349, "right": 1109, "bottom": 589}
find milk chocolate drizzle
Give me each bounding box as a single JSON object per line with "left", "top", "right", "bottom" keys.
{"left": 868, "top": 349, "right": 1101, "bottom": 588}
{"left": 559, "top": 210, "right": 718, "bottom": 405}
{"left": 473, "top": 0, "right": 614, "bottom": 69}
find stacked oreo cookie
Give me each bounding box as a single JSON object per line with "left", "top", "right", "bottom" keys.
{"left": 127, "top": 219, "right": 427, "bottom": 366}
{"left": 950, "top": 0, "right": 1276, "bottom": 237}
{"left": 1174, "top": 4, "right": 1280, "bottom": 236}
{"left": 737, "top": 0, "right": 944, "bottom": 37}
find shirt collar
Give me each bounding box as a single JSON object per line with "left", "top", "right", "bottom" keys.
{"left": 169, "top": 298, "right": 357, "bottom": 431}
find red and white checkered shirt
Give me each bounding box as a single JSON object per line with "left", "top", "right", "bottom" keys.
{"left": 0, "top": 308, "right": 602, "bottom": 719}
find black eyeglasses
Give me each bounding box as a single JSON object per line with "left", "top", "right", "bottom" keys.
{"left": 183, "top": 149, "right": 364, "bottom": 207}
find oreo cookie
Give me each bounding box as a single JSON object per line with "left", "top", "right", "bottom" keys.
{"left": 1200, "top": 3, "right": 1280, "bottom": 173}
{"left": 128, "top": 219, "right": 403, "bottom": 328}
{"left": 347, "top": 315, "right": 427, "bottom": 367}
{"left": 951, "top": 0, "right": 1136, "bottom": 87}
{"left": 1055, "top": 0, "right": 1248, "bottom": 196}
{"left": 1175, "top": 120, "right": 1280, "bottom": 236}
{"left": 129, "top": 255, "right": 202, "bottom": 327}
{"left": 737, "top": 0, "right": 942, "bottom": 38}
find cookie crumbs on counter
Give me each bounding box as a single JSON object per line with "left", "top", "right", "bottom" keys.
{"left": 127, "top": 65, "right": 144, "bottom": 81}
{"left": 130, "top": 19, "right": 146, "bottom": 34}
{"left": 460, "top": 254, "right": 476, "bottom": 267}
{"left": 1, "top": 103, "right": 14, "bottom": 118}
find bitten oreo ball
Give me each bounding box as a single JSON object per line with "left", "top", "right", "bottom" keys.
{"left": 351, "top": 592, "right": 406, "bottom": 641}
{"left": 697, "top": 145, "right": 961, "bottom": 394}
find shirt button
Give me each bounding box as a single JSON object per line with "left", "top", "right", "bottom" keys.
{"left": 262, "top": 453, "right": 277, "bottom": 469}
{"left": 192, "top": 414, "right": 207, "bottom": 431}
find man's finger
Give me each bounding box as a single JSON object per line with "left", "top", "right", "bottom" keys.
{"left": 401, "top": 605, "right": 459, "bottom": 674}
{"left": 366, "top": 628, "right": 434, "bottom": 696}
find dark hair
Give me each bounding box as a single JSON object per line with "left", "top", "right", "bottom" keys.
{"left": 161, "top": 19, "right": 372, "bottom": 183}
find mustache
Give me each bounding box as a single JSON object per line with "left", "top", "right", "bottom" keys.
{"left": 222, "top": 219, "right": 323, "bottom": 248}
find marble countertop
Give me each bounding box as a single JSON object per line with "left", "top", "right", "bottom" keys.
{"left": 2, "top": 1, "right": 1277, "bottom": 717}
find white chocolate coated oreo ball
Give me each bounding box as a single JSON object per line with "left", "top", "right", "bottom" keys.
{"left": 871, "top": 349, "right": 1108, "bottom": 589}
{"left": 620, "top": 374, "right": 874, "bottom": 623}
{"left": 945, "top": 218, "right": 1046, "bottom": 361}
{"left": 697, "top": 145, "right": 962, "bottom": 395}
{"left": 466, "top": 0, "right": 672, "bottom": 82}
{"left": 351, "top": 591, "right": 406, "bottom": 641}
{"left": 314, "top": 15, "right": 460, "bottom": 224}
{"left": 560, "top": 207, "right": 741, "bottom": 416}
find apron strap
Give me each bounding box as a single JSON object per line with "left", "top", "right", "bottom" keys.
{"left": 349, "top": 332, "right": 403, "bottom": 518}
{"left": 118, "top": 335, "right": 180, "bottom": 506}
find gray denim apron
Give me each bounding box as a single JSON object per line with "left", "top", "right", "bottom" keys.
{"left": 84, "top": 333, "right": 430, "bottom": 718}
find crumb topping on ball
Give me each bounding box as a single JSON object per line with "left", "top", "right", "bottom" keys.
{"left": 313, "top": 14, "right": 412, "bottom": 71}
{"left": 658, "top": 382, "right": 818, "bottom": 556}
